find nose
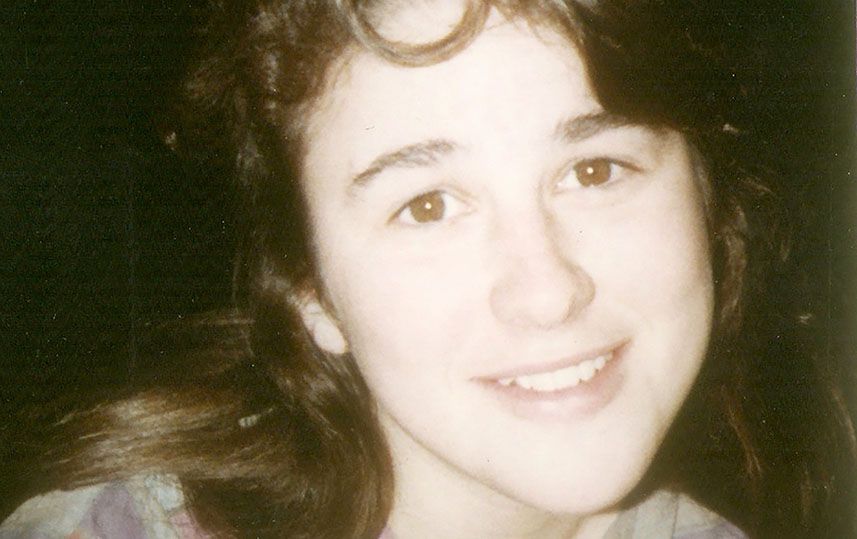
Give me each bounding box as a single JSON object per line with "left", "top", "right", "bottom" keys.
{"left": 489, "top": 216, "right": 595, "bottom": 329}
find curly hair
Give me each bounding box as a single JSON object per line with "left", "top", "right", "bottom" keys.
{"left": 2, "top": 1, "right": 852, "bottom": 538}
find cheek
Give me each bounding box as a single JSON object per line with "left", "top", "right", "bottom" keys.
{"left": 320, "top": 238, "right": 484, "bottom": 376}
{"left": 626, "top": 195, "right": 713, "bottom": 404}
{"left": 583, "top": 179, "right": 712, "bottom": 313}
{"left": 573, "top": 178, "right": 713, "bottom": 392}
{"left": 628, "top": 218, "right": 709, "bottom": 309}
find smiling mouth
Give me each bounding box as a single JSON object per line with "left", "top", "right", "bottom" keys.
{"left": 495, "top": 352, "right": 613, "bottom": 392}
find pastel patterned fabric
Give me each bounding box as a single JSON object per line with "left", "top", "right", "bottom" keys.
{"left": 602, "top": 490, "right": 746, "bottom": 539}
{"left": 0, "top": 476, "right": 208, "bottom": 539}
{"left": 1, "top": 477, "right": 745, "bottom": 538}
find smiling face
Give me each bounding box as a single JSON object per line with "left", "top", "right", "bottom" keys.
{"left": 297, "top": 10, "right": 713, "bottom": 536}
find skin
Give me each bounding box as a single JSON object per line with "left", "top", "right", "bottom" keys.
{"left": 297, "top": 8, "right": 714, "bottom": 539}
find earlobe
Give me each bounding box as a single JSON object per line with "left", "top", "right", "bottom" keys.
{"left": 297, "top": 293, "right": 349, "bottom": 355}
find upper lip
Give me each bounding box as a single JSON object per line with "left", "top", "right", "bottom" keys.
{"left": 476, "top": 339, "right": 628, "bottom": 381}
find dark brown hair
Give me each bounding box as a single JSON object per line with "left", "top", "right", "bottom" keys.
{"left": 2, "top": 1, "right": 853, "bottom": 537}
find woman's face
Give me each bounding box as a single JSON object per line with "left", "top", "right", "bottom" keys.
{"left": 298, "top": 9, "right": 713, "bottom": 524}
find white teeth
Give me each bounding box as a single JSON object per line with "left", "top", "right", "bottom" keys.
{"left": 579, "top": 361, "right": 596, "bottom": 382}
{"left": 498, "top": 353, "right": 612, "bottom": 392}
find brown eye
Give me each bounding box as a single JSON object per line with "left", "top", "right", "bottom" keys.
{"left": 401, "top": 191, "right": 447, "bottom": 223}
{"left": 573, "top": 159, "right": 613, "bottom": 187}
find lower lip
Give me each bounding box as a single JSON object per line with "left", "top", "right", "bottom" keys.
{"left": 478, "top": 343, "right": 627, "bottom": 420}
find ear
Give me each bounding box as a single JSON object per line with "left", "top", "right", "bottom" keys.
{"left": 296, "top": 291, "right": 349, "bottom": 355}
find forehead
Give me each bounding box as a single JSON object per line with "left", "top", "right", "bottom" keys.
{"left": 302, "top": 14, "right": 597, "bottom": 182}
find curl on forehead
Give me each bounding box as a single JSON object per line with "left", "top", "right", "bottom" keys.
{"left": 307, "top": 3, "right": 586, "bottom": 119}
{"left": 336, "top": 0, "right": 582, "bottom": 67}
{"left": 294, "top": 0, "right": 586, "bottom": 178}
{"left": 360, "top": 0, "right": 481, "bottom": 45}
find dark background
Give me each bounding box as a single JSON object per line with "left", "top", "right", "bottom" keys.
{"left": 1, "top": 0, "right": 855, "bottom": 457}
{"left": 1, "top": 1, "right": 236, "bottom": 408}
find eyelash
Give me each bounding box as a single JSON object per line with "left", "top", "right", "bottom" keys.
{"left": 389, "top": 157, "right": 639, "bottom": 225}
{"left": 391, "top": 190, "right": 468, "bottom": 226}
{"left": 558, "top": 157, "right": 640, "bottom": 190}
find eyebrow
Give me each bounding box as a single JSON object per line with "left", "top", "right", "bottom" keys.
{"left": 350, "top": 139, "right": 458, "bottom": 191}
{"left": 553, "top": 111, "right": 642, "bottom": 143}
{"left": 347, "top": 112, "right": 643, "bottom": 192}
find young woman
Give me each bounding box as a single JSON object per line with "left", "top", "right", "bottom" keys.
{"left": 2, "top": 1, "right": 852, "bottom": 537}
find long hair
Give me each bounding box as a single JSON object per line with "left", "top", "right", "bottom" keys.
{"left": 2, "top": 1, "right": 853, "bottom": 537}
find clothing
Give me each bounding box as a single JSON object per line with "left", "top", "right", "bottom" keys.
{"left": 1, "top": 476, "right": 745, "bottom": 538}
{"left": 0, "top": 476, "right": 207, "bottom": 539}
{"left": 602, "top": 490, "right": 745, "bottom": 539}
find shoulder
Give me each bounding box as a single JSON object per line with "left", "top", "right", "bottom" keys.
{"left": 0, "top": 475, "right": 209, "bottom": 539}
{"left": 608, "top": 490, "right": 747, "bottom": 539}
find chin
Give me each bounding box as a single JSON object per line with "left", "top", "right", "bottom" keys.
{"left": 490, "top": 427, "right": 664, "bottom": 516}
{"left": 523, "top": 470, "right": 647, "bottom": 516}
